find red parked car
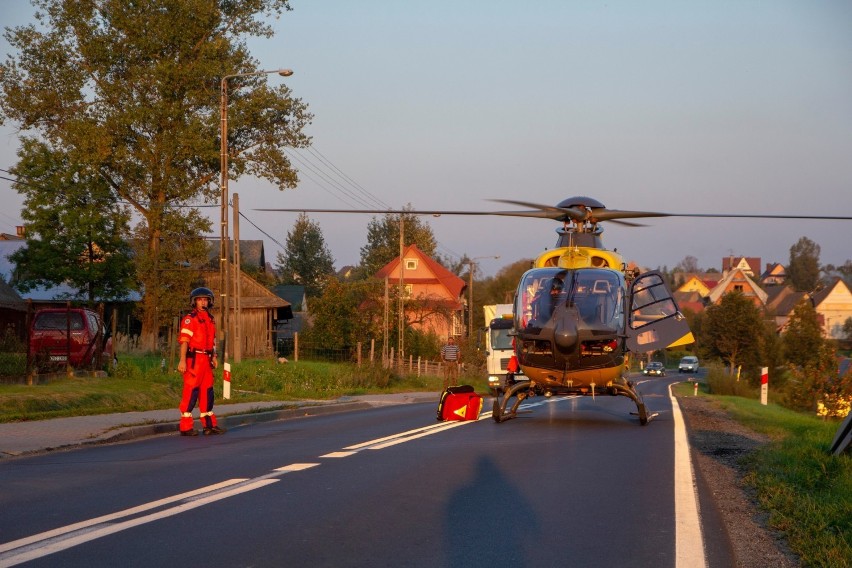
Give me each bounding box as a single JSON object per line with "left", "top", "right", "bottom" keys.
{"left": 29, "top": 308, "right": 113, "bottom": 369}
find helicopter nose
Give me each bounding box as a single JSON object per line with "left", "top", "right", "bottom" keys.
{"left": 552, "top": 314, "right": 579, "bottom": 353}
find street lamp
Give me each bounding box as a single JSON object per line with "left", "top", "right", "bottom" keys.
{"left": 220, "top": 68, "right": 293, "bottom": 364}
{"left": 468, "top": 256, "right": 500, "bottom": 337}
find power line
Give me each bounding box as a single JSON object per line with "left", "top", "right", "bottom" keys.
{"left": 285, "top": 148, "right": 378, "bottom": 209}
{"left": 303, "top": 146, "right": 389, "bottom": 209}
{"left": 238, "top": 210, "right": 286, "bottom": 251}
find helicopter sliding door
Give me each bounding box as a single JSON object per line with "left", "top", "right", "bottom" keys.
{"left": 626, "top": 271, "right": 694, "bottom": 353}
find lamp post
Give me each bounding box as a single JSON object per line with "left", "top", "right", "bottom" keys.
{"left": 220, "top": 68, "right": 293, "bottom": 364}
{"left": 468, "top": 256, "right": 500, "bottom": 337}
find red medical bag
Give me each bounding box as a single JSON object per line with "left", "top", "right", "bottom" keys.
{"left": 437, "top": 385, "right": 483, "bottom": 422}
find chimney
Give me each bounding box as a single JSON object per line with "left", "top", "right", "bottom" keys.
{"left": 16, "top": 226, "right": 25, "bottom": 238}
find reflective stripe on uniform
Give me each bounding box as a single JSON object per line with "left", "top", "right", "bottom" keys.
{"left": 181, "top": 412, "right": 193, "bottom": 418}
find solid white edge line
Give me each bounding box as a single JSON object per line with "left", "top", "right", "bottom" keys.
{"left": 670, "top": 384, "right": 708, "bottom": 568}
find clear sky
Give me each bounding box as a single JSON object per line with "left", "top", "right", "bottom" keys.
{"left": 2, "top": 1, "right": 851, "bottom": 278}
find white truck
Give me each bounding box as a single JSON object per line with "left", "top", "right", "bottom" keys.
{"left": 483, "top": 304, "right": 524, "bottom": 394}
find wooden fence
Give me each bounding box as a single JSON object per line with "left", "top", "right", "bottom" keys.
{"left": 278, "top": 333, "right": 446, "bottom": 376}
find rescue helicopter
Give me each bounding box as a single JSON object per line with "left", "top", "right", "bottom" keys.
{"left": 258, "top": 197, "right": 852, "bottom": 425}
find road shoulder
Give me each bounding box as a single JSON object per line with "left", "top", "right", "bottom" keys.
{"left": 676, "top": 394, "right": 800, "bottom": 568}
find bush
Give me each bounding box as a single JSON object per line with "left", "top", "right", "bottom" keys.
{"left": 706, "top": 362, "right": 758, "bottom": 397}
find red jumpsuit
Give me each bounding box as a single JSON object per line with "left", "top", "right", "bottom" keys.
{"left": 178, "top": 309, "right": 220, "bottom": 433}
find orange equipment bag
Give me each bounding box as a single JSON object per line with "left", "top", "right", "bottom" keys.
{"left": 437, "top": 385, "right": 483, "bottom": 422}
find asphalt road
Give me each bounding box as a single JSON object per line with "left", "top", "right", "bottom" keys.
{"left": 0, "top": 375, "right": 725, "bottom": 567}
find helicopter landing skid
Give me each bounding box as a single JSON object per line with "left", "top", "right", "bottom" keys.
{"left": 492, "top": 380, "right": 531, "bottom": 423}
{"left": 492, "top": 379, "right": 653, "bottom": 425}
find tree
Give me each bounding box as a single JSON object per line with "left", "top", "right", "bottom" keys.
{"left": 785, "top": 343, "right": 851, "bottom": 414}
{"left": 787, "top": 237, "right": 821, "bottom": 292}
{"left": 843, "top": 317, "right": 852, "bottom": 343}
{"left": 782, "top": 299, "right": 825, "bottom": 369}
{"left": 0, "top": 0, "right": 312, "bottom": 349}
{"left": 701, "top": 291, "right": 766, "bottom": 380}
{"left": 823, "top": 260, "right": 852, "bottom": 288}
{"left": 358, "top": 207, "right": 437, "bottom": 278}
{"left": 304, "top": 279, "right": 384, "bottom": 350}
{"left": 478, "top": 258, "right": 534, "bottom": 305}
{"left": 9, "top": 140, "right": 134, "bottom": 303}
{"left": 674, "top": 255, "right": 700, "bottom": 274}
{"left": 276, "top": 213, "right": 335, "bottom": 297}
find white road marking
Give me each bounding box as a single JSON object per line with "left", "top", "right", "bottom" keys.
{"left": 273, "top": 463, "right": 320, "bottom": 472}
{"left": 343, "top": 421, "right": 464, "bottom": 450}
{"left": 0, "top": 480, "right": 279, "bottom": 568}
{"left": 320, "top": 451, "right": 358, "bottom": 458}
{"left": 0, "top": 478, "right": 247, "bottom": 554}
{"left": 670, "top": 384, "right": 708, "bottom": 568}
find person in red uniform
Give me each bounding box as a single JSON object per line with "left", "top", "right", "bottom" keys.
{"left": 177, "top": 287, "right": 225, "bottom": 436}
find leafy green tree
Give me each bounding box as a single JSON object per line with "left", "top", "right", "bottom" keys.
{"left": 276, "top": 213, "right": 335, "bottom": 297}
{"left": 130, "top": 208, "right": 211, "bottom": 329}
{"left": 843, "top": 317, "right": 852, "bottom": 342}
{"left": 823, "top": 260, "right": 852, "bottom": 288}
{"left": 787, "top": 237, "right": 821, "bottom": 292}
{"left": 701, "top": 291, "right": 766, "bottom": 380}
{"left": 304, "top": 279, "right": 383, "bottom": 349}
{"left": 358, "top": 207, "right": 437, "bottom": 278}
{"left": 785, "top": 343, "right": 851, "bottom": 414}
{"left": 478, "top": 258, "right": 534, "bottom": 306}
{"left": 10, "top": 140, "right": 134, "bottom": 303}
{"left": 782, "top": 299, "right": 825, "bottom": 369}
{"left": 0, "top": 0, "right": 312, "bottom": 349}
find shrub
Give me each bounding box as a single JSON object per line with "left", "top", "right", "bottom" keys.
{"left": 706, "top": 362, "right": 758, "bottom": 397}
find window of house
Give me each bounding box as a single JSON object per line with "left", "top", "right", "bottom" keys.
{"left": 452, "top": 313, "right": 463, "bottom": 336}
{"left": 733, "top": 284, "right": 744, "bottom": 292}
{"left": 405, "top": 258, "right": 418, "bottom": 270}
{"left": 404, "top": 284, "right": 413, "bottom": 297}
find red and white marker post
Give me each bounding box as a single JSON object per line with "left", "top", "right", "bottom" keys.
{"left": 223, "top": 362, "right": 232, "bottom": 400}
{"left": 760, "top": 366, "right": 768, "bottom": 405}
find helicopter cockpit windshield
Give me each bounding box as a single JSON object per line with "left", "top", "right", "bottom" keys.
{"left": 516, "top": 268, "right": 624, "bottom": 332}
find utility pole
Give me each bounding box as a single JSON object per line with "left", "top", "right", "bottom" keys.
{"left": 398, "top": 216, "right": 405, "bottom": 369}
{"left": 468, "top": 256, "right": 500, "bottom": 338}
{"left": 233, "top": 193, "right": 241, "bottom": 363}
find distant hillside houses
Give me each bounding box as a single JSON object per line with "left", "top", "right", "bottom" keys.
{"left": 671, "top": 256, "right": 852, "bottom": 341}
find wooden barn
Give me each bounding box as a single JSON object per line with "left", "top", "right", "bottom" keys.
{"left": 0, "top": 278, "right": 26, "bottom": 343}
{"left": 198, "top": 268, "right": 291, "bottom": 359}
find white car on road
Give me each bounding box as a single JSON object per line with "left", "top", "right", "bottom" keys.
{"left": 679, "top": 356, "right": 699, "bottom": 373}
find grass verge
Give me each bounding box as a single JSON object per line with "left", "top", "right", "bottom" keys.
{"left": 0, "top": 355, "right": 482, "bottom": 422}
{"left": 674, "top": 382, "right": 852, "bottom": 567}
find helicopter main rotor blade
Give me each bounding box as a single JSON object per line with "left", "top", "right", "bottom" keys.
{"left": 254, "top": 206, "right": 852, "bottom": 222}
{"left": 489, "top": 199, "right": 588, "bottom": 222}
{"left": 667, "top": 213, "right": 852, "bottom": 220}
{"left": 587, "top": 208, "right": 670, "bottom": 221}
{"left": 254, "top": 208, "right": 498, "bottom": 216}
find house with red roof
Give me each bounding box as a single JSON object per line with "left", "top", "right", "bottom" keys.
{"left": 373, "top": 244, "right": 467, "bottom": 339}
